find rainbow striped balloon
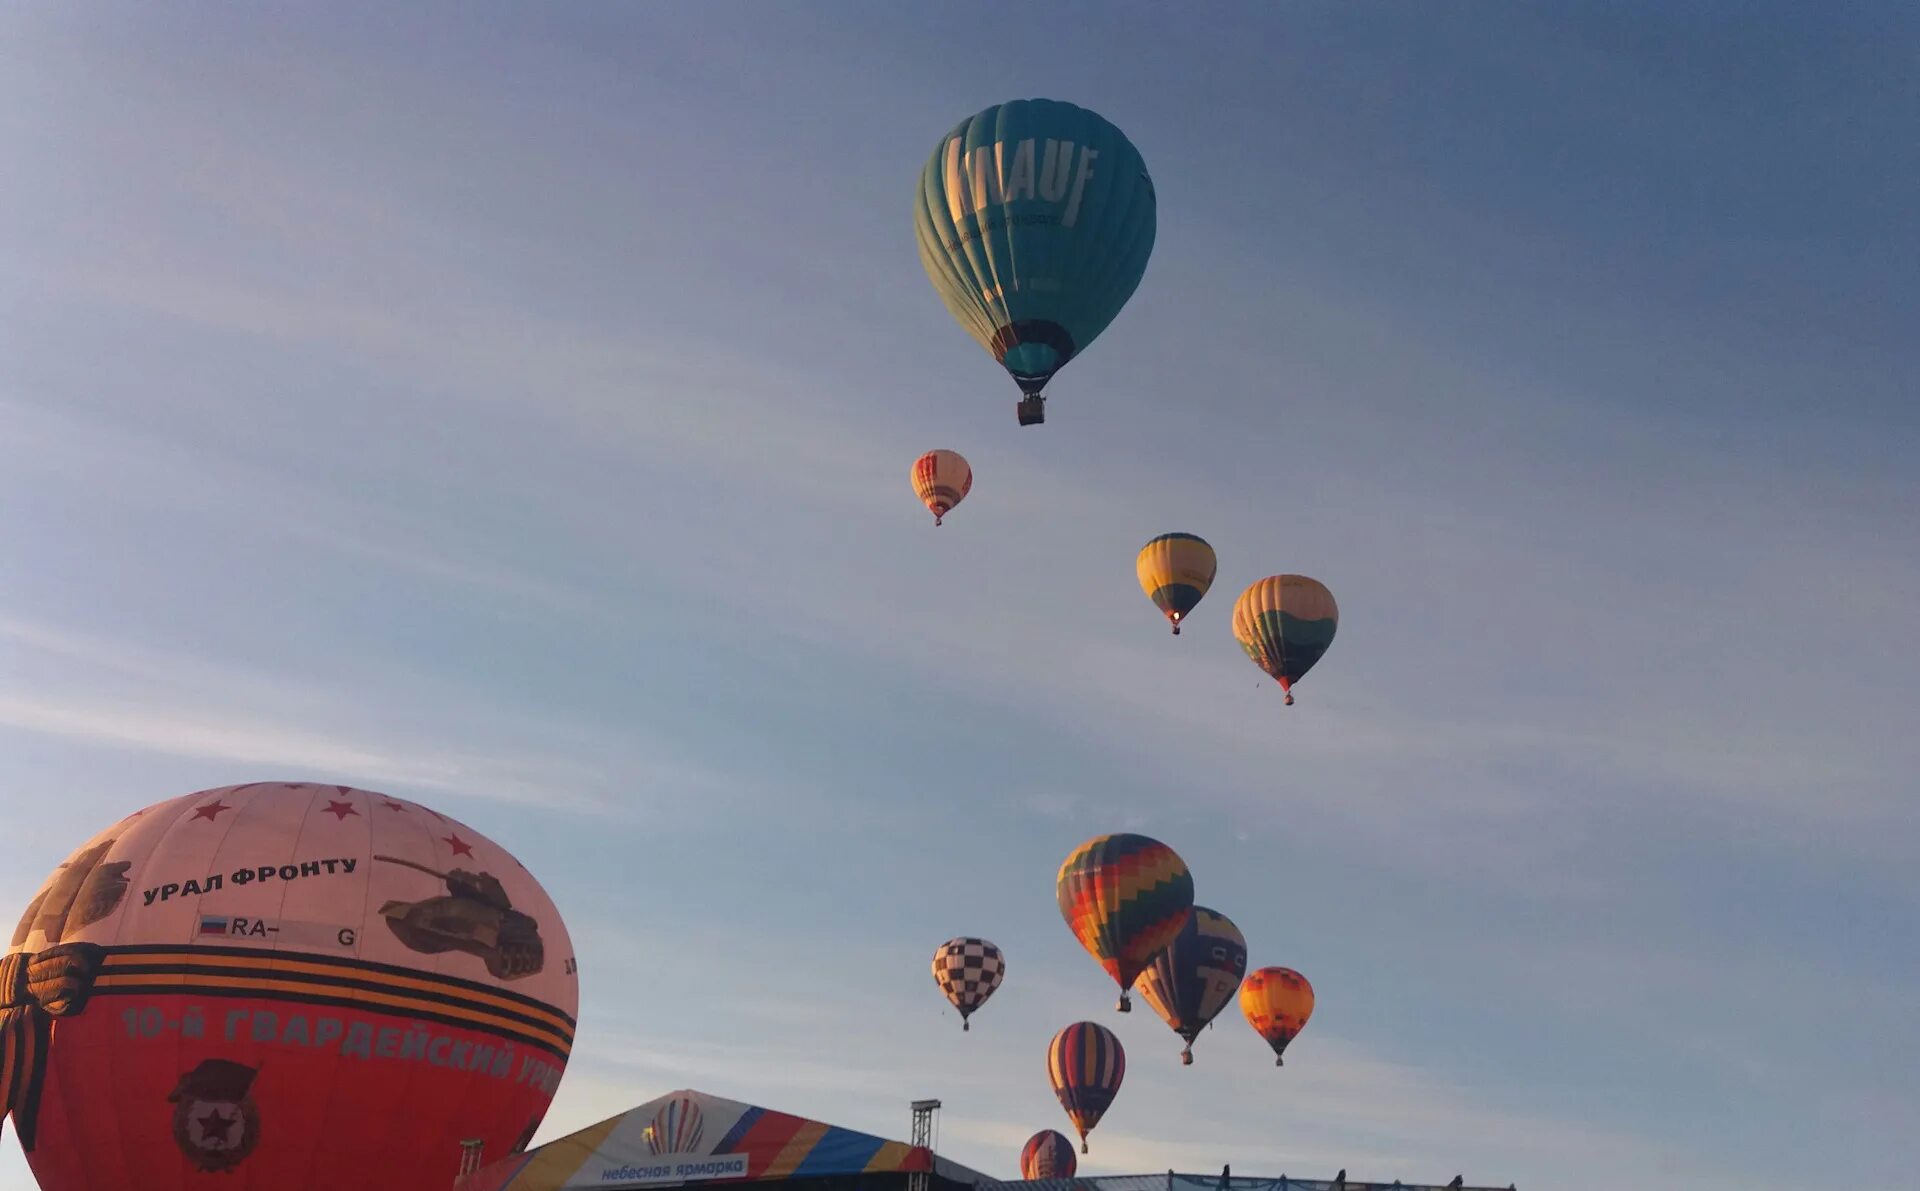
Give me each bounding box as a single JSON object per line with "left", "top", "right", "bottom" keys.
{"left": 1045, "top": 1022, "right": 1125, "bottom": 1154}
{"left": 1056, "top": 833, "right": 1195, "bottom": 1011}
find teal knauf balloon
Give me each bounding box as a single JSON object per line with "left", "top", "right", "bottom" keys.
{"left": 914, "top": 98, "right": 1157, "bottom": 426}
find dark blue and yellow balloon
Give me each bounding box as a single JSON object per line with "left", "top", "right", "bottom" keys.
{"left": 1136, "top": 533, "right": 1216, "bottom": 635}
{"left": 1046, "top": 1021, "right": 1125, "bottom": 1154}
{"left": 1135, "top": 905, "right": 1248, "bottom": 1065}
{"left": 914, "top": 98, "right": 1157, "bottom": 426}
{"left": 1231, "top": 575, "right": 1339, "bottom": 705}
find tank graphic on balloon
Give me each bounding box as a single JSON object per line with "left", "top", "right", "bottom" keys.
{"left": 1, "top": 782, "right": 578, "bottom": 1191}
{"left": 375, "top": 854, "right": 546, "bottom": 980}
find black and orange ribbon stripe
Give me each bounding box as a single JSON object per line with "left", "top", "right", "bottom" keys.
{"left": 3, "top": 943, "right": 573, "bottom": 1153}
{"left": 0, "top": 943, "right": 106, "bottom": 1152}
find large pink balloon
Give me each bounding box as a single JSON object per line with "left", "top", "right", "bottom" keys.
{"left": 3, "top": 781, "right": 578, "bottom": 1191}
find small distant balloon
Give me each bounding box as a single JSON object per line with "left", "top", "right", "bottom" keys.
{"left": 1135, "top": 905, "right": 1248, "bottom": 1065}
{"left": 930, "top": 936, "right": 1004, "bottom": 1031}
{"left": 1135, "top": 533, "right": 1217, "bottom": 635}
{"left": 1240, "top": 966, "right": 1315, "bottom": 1066}
{"left": 1231, "top": 575, "right": 1339, "bottom": 705}
{"left": 1046, "top": 1021, "right": 1125, "bottom": 1154}
{"left": 1056, "top": 833, "right": 1194, "bottom": 1012}
{"left": 911, "top": 449, "right": 972, "bottom": 526}
{"left": 1020, "top": 1129, "right": 1078, "bottom": 1179}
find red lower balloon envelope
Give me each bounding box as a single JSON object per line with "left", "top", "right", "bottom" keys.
{"left": 2, "top": 782, "right": 578, "bottom": 1191}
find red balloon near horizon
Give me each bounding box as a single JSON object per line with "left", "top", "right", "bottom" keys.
{"left": 1019, "top": 1129, "right": 1077, "bottom": 1179}
{"left": 0, "top": 782, "right": 579, "bottom": 1191}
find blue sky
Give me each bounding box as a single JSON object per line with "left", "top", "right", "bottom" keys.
{"left": 3, "top": 3, "right": 1916, "bottom": 1188}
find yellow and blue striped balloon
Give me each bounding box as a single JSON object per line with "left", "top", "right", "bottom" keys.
{"left": 1135, "top": 533, "right": 1216, "bottom": 635}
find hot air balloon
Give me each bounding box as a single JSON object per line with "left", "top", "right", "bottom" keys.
{"left": 2, "top": 782, "right": 577, "bottom": 1191}
{"left": 911, "top": 449, "right": 972, "bottom": 526}
{"left": 1020, "top": 1129, "right": 1078, "bottom": 1179}
{"left": 644, "top": 1093, "right": 705, "bottom": 1156}
{"left": 1231, "top": 575, "right": 1339, "bottom": 705}
{"left": 1046, "top": 1021, "right": 1125, "bottom": 1154}
{"left": 1240, "top": 966, "right": 1315, "bottom": 1066}
{"left": 914, "top": 98, "right": 1157, "bottom": 427}
{"left": 1056, "top": 833, "right": 1194, "bottom": 1012}
{"left": 1135, "top": 905, "right": 1248, "bottom": 1065}
{"left": 931, "top": 936, "right": 1004, "bottom": 1031}
{"left": 1136, "top": 533, "right": 1217, "bottom": 635}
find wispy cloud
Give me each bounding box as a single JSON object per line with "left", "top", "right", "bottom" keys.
{"left": 0, "top": 611, "right": 791, "bottom": 826}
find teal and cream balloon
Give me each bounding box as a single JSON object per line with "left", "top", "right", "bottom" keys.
{"left": 914, "top": 98, "right": 1157, "bottom": 426}
{"left": 1232, "top": 575, "right": 1339, "bottom": 705}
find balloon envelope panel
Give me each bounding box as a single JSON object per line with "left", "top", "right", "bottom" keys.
{"left": 4, "top": 782, "right": 577, "bottom": 1191}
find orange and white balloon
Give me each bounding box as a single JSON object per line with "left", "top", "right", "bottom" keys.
{"left": 911, "top": 449, "right": 972, "bottom": 526}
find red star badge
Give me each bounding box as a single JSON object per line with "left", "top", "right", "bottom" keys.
{"left": 191, "top": 799, "right": 232, "bottom": 822}
{"left": 382, "top": 800, "right": 407, "bottom": 813}
{"left": 442, "top": 832, "right": 475, "bottom": 858}
{"left": 322, "top": 800, "right": 358, "bottom": 821}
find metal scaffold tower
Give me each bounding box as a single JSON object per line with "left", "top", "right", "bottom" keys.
{"left": 908, "top": 1099, "right": 943, "bottom": 1191}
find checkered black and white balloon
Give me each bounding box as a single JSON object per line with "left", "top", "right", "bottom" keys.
{"left": 932, "top": 936, "right": 1005, "bottom": 1031}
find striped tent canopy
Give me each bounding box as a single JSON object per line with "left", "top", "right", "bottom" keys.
{"left": 461, "top": 1089, "right": 990, "bottom": 1191}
